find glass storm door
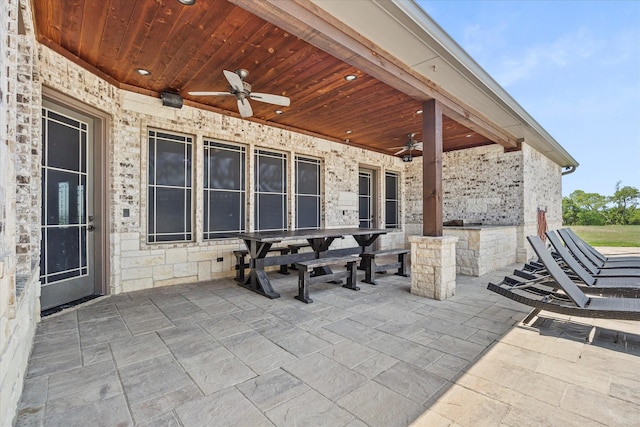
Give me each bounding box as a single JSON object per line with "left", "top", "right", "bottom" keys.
{"left": 40, "top": 103, "right": 96, "bottom": 310}
{"left": 359, "top": 169, "right": 374, "bottom": 228}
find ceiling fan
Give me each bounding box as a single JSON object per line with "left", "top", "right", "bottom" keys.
{"left": 394, "top": 133, "right": 423, "bottom": 155}
{"left": 188, "top": 69, "right": 290, "bottom": 118}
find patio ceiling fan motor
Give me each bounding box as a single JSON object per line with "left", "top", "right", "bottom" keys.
{"left": 188, "top": 69, "right": 290, "bottom": 118}
{"left": 394, "top": 133, "right": 423, "bottom": 158}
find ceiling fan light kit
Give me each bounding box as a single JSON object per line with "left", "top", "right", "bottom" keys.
{"left": 188, "top": 69, "right": 290, "bottom": 118}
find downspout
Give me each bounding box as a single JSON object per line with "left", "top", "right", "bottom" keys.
{"left": 562, "top": 165, "right": 577, "bottom": 175}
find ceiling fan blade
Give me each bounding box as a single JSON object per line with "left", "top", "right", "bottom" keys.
{"left": 394, "top": 147, "right": 408, "bottom": 155}
{"left": 188, "top": 91, "right": 233, "bottom": 96}
{"left": 237, "top": 98, "right": 253, "bottom": 118}
{"left": 249, "top": 92, "right": 291, "bottom": 107}
{"left": 223, "top": 70, "right": 244, "bottom": 92}
{"left": 415, "top": 142, "right": 423, "bottom": 151}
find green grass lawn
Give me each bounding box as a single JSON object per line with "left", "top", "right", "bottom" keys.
{"left": 569, "top": 225, "right": 640, "bottom": 247}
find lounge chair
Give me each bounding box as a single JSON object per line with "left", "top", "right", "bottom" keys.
{"left": 487, "top": 236, "right": 640, "bottom": 324}
{"left": 542, "top": 232, "right": 640, "bottom": 296}
{"left": 556, "top": 229, "right": 640, "bottom": 277}
{"left": 562, "top": 228, "right": 640, "bottom": 265}
{"left": 564, "top": 228, "right": 640, "bottom": 266}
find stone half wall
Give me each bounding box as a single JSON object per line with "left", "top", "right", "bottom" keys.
{"left": 37, "top": 45, "right": 408, "bottom": 295}
{"left": 443, "top": 225, "right": 517, "bottom": 276}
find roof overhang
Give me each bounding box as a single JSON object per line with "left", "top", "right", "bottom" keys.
{"left": 309, "top": 0, "right": 579, "bottom": 168}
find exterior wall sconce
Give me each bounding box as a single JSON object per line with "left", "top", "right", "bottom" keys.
{"left": 161, "top": 90, "right": 183, "bottom": 109}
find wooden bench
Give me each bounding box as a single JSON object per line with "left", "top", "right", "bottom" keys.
{"left": 233, "top": 247, "right": 290, "bottom": 282}
{"left": 361, "top": 248, "right": 410, "bottom": 285}
{"left": 294, "top": 255, "right": 361, "bottom": 303}
{"left": 288, "top": 243, "right": 312, "bottom": 270}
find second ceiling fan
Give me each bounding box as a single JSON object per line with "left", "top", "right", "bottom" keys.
{"left": 394, "top": 133, "right": 423, "bottom": 155}
{"left": 189, "top": 69, "right": 290, "bottom": 118}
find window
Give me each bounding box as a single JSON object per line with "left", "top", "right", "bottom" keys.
{"left": 41, "top": 107, "right": 89, "bottom": 284}
{"left": 295, "top": 156, "right": 321, "bottom": 229}
{"left": 148, "top": 130, "right": 193, "bottom": 242}
{"left": 359, "top": 169, "right": 374, "bottom": 228}
{"left": 385, "top": 171, "right": 399, "bottom": 229}
{"left": 255, "top": 149, "right": 287, "bottom": 231}
{"left": 204, "top": 140, "right": 246, "bottom": 238}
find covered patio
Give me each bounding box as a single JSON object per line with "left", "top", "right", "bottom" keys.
{"left": 1, "top": 0, "right": 590, "bottom": 424}
{"left": 14, "top": 264, "right": 640, "bottom": 426}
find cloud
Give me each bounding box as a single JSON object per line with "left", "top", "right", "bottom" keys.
{"left": 495, "top": 28, "right": 606, "bottom": 87}
{"left": 461, "top": 22, "right": 510, "bottom": 58}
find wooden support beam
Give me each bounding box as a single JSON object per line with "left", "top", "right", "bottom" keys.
{"left": 422, "top": 99, "right": 443, "bottom": 237}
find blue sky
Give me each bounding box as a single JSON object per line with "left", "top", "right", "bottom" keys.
{"left": 417, "top": 0, "right": 640, "bottom": 197}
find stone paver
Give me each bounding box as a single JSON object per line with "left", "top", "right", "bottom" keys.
{"left": 14, "top": 260, "right": 640, "bottom": 426}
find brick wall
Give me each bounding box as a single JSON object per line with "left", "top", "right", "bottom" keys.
{"left": 520, "top": 143, "right": 563, "bottom": 260}
{"left": 404, "top": 144, "right": 524, "bottom": 234}
{"left": 1, "top": 1, "right": 41, "bottom": 426}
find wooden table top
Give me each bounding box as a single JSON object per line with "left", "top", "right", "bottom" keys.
{"left": 234, "top": 228, "right": 388, "bottom": 243}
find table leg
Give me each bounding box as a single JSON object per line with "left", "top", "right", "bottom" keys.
{"left": 238, "top": 240, "right": 280, "bottom": 299}
{"left": 352, "top": 233, "right": 382, "bottom": 270}
{"left": 307, "top": 237, "right": 337, "bottom": 277}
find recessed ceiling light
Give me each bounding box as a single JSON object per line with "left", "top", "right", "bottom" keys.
{"left": 416, "top": 109, "right": 423, "bottom": 114}
{"left": 466, "top": 134, "right": 473, "bottom": 138}
{"left": 136, "top": 68, "right": 151, "bottom": 76}
{"left": 178, "top": 0, "right": 196, "bottom": 5}
{"left": 346, "top": 130, "right": 353, "bottom": 134}
{"left": 344, "top": 74, "right": 357, "bottom": 81}
{"left": 274, "top": 110, "right": 283, "bottom": 114}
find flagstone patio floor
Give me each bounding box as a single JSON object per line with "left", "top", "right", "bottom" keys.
{"left": 15, "top": 255, "right": 640, "bottom": 426}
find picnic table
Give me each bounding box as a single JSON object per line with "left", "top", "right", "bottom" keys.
{"left": 234, "top": 228, "right": 387, "bottom": 298}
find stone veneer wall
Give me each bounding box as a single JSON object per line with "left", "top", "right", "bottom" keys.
{"left": 404, "top": 144, "right": 524, "bottom": 237}
{"left": 520, "top": 143, "right": 563, "bottom": 261}
{"left": 1, "top": 1, "right": 41, "bottom": 426}
{"left": 442, "top": 144, "right": 524, "bottom": 225}
{"left": 38, "top": 46, "right": 407, "bottom": 295}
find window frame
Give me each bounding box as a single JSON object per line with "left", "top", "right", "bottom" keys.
{"left": 203, "top": 139, "right": 246, "bottom": 239}
{"left": 295, "top": 155, "right": 321, "bottom": 230}
{"left": 385, "top": 171, "right": 399, "bottom": 229}
{"left": 147, "top": 129, "right": 193, "bottom": 243}
{"left": 254, "top": 149, "right": 288, "bottom": 232}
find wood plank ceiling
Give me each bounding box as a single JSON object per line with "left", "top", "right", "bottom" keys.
{"left": 33, "top": 0, "right": 495, "bottom": 156}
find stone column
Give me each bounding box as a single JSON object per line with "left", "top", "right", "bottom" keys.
{"left": 409, "top": 235, "right": 457, "bottom": 300}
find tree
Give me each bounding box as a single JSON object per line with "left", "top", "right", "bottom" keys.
{"left": 562, "top": 197, "right": 579, "bottom": 225}
{"left": 568, "top": 190, "right": 608, "bottom": 212}
{"left": 609, "top": 181, "right": 640, "bottom": 225}
{"left": 562, "top": 182, "right": 640, "bottom": 226}
{"left": 563, "top": 190, "right": 607, "bottom": 225}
